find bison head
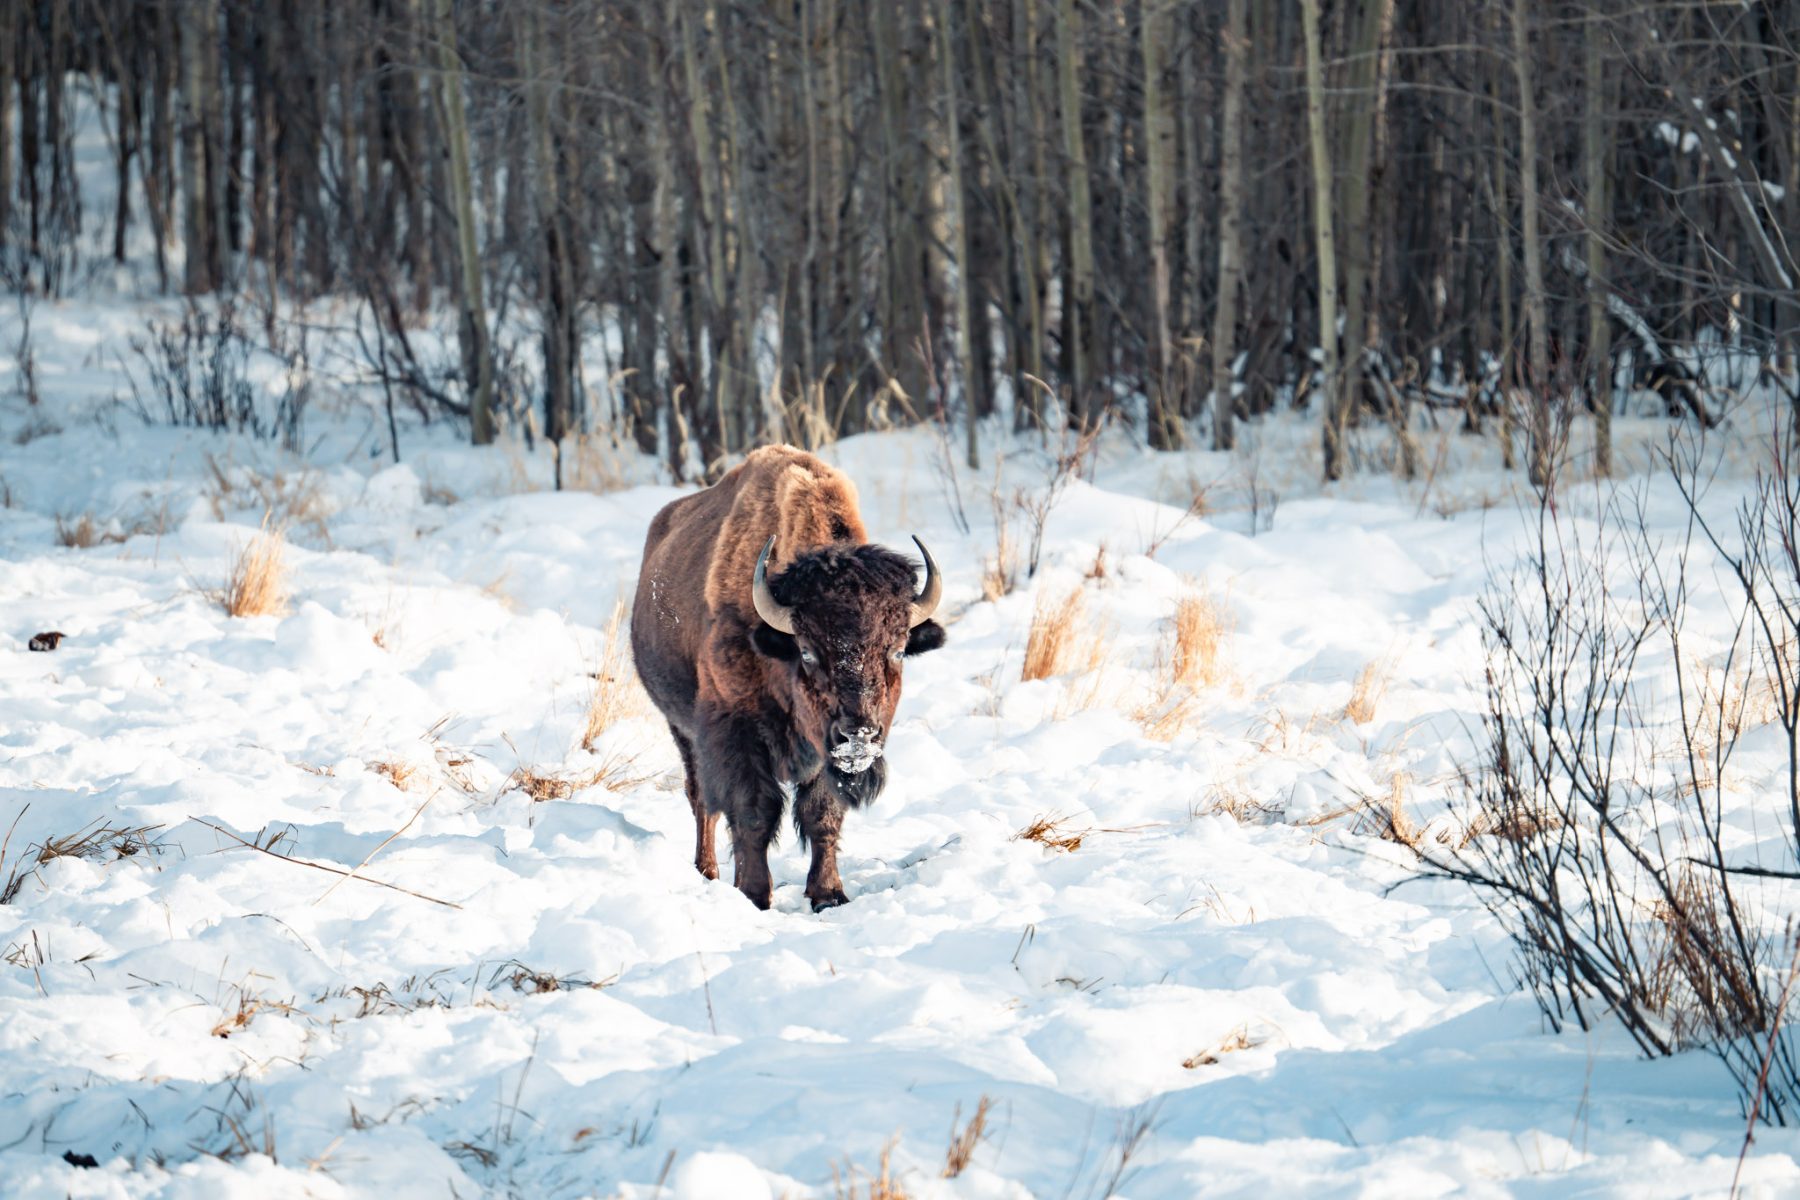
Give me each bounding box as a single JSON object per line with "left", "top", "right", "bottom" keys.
{"left": 748, "top": 536, "right": 945, "bottom": 803}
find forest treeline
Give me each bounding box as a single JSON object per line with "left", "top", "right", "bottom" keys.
{"left": 4, "top": 0, "right": 1797, "bottom": 482}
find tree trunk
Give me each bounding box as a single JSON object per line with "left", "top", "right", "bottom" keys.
{"left": 1301, "top": 0, "right": 1344, "bottom": 481}
{"left": 0, "top": 0, "right": 18, "bottom": 247}
{"left": 1057, "top": 0, "right": 1096, "bottom": 428}
{"left": 1143, "top": 0, "right": 1182, "bottom": 449}
{"left": 521, "top": 2, "right": 577, "bottom": 475}
{"left": 1584, "top": 8, "right": 1612, "bottom": 477}
{"left": 431, "top": 0, "right": 494, "bottom": 444}
{"left": 178, "top": 0, "right": 214, "bottom": 293}
{"left": 939, "top": 0, "right": 980, "bottom": 468}
{"left": 1512, "top": 0, "right": 1553, "bottom": 489}
{"left": 1211, "top": 0, "right": 1249, "bottom": 452}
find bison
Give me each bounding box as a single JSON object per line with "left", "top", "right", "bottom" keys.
{"left": 630, "top": 445, "right": 945, "bottom": 911}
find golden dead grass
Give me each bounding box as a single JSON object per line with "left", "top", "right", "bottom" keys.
{"left": 1021, "top": 588, "right": 1107, "bottom": 683}
{"left": 559, "top": 432, "right": 632, "bottom": 494}
{"left": 204, "top": 454, "right": 330, "bottom": 543}
{"left": 1182, "top": 1024, "right": 1263, "bottom": 1069}
{"left": 1014, "top": 812, "right": 1089, "bottom": 853}
{"left": 982, "top": 517, "right": 1018, "bottom": 602}
{"left": 1192, "top": 787, "right": 1280, "bottom": 824}
{"left": 1359, "top": 771, "right": 1425, "bottom": 851}
{"left": 1168, "top": 589, "right": 1229, "bottom": 689}
{"left": 1134, "top": 584, "right": 1232, "bottom": 740}
{"left": 55, "top": 513, "right": 112, "bottom": 548}
{"left": 1343, "top": 656, "right": 1394, "bottom": 725}
{"left": 216, "top": 523, "right": 291, "bottom": 618}
{"left": 508, "top": 757, "right": 654, "bottom": 803}
{"left": 941, "top": 1096, "right": 991, "bottom": 1179}
{"left": 369, "top": 760, "right": 421, "bottom": 792}
{"left": 832, "top": 1141, "right": 911, "bottom": 1200}
{"left": 582, "top": 600, "right": 650, "bottom": 750}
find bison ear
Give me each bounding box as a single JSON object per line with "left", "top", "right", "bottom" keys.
{"left": 750, "top": 621, "right": 801, "bottom": 661}
{"left": 904, "top": 620, "right": 946, "bottom": 657}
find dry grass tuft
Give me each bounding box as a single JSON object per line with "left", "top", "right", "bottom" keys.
{"left": 487, "top": 959, "right": 618, "bottom": 995}
{"left": 1022, "top": 588, "right": 1106, "bottom": 682}
{"left": 509, "top": 768, "right": 578, "bottom": 804}
{"left": 56, "top": 513, "right": 113, "bottom": 549}
{"left": 204, "top": 454, "right": 330, "bottom": 543}
{"left": 1015, "top": 812, "right": 1089, "bottom": 853}
{"left": 942, "top": 1096, "right": 992, "bottom": 1179}
{"left": 369, "top": 760, "right": 421, "bottom": 792}
{"left": 508, "top": 757, "right": 654, "bottom": 804}
{"left": 33, "top": 821, "right": 165, "bottom": 864}
{"left": 833, "top": 1140, "right": 911, "bottom": 1200}
{"left": 1085, "top": 542, "right": 1110, "bottom": 581}
{"left": 582, "top": 600, "right": 649, "bottom": 750}
{"left": 216, "top": 522, "right": 291, "bottom": 618}
{"left": 1354, "top": 773, "right": 1425, "bottom": 851}
{"left": 1182, "top": 1024, "right": 1263, "bottom": 1069}
{"left": 558, "top": 432, "right": 633, "bottom": 494}
{"left": 1192, "top": 788, "right": 1280, "bottom": 824}
{"left": 3, "top": 817, "right": 166, "bottom": 905}
{"left": 1134, "top": 584, "right": 1231, "bottom": 739}
{"left": 981, "top": 517, "right": 1018, "bottom": 602}
{"left": 1343, "top": 657, "right": 1394, "bottom": 725}
{"left": 1168, "top": 589, "right": 1230, "bottom": 689}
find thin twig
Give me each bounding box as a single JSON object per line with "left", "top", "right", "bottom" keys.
{"left": 193, "top": 818, "right": 461, "bottom": 909}
{"left": 1733, "top": 928, "right": 1800, "bottom": 1197}
{"left": 312, "top": 788, "right": 442, "bottom": 906}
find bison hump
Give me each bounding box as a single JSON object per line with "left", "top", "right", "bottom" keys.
{"left": 703, "top": 446, "right": 868, "bottom": 616}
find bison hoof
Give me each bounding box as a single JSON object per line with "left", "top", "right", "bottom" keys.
{"left": 809, "top": 888, "right": 849, "bottom": 912}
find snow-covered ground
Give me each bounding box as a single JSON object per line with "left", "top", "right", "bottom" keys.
{"left": 3, "top": 281, "right": 1800, "bottom": 1200}
{"left": 3, "top": 88, "right": 1799, "bottom": 1200}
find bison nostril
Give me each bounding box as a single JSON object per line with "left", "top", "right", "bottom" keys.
{"left": 828, "top": 724, "right": 883, "bottom": 774}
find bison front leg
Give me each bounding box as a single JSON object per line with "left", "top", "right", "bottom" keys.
{"left": 796, "top": 780, "right": 849, "bottom": 910}
{"left": 669, "top": 726, "right": 720, "bottom": 880}
{"left": 697, "top": 709, "right": 782, "bottom": 910}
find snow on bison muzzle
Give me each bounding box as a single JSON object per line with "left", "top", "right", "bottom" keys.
{"left": 630, "top": 446, "right": 945, "bottom": 912}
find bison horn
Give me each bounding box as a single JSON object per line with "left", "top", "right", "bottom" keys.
{"left": 752, "top": 535, "right": 798, "bottom": 635}
{"left": 909, "top": 536, "right": 942, "bottom": 628}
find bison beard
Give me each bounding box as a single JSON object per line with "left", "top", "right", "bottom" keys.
{"left": 631, "top": 446, "right": 945, "bottom": 911}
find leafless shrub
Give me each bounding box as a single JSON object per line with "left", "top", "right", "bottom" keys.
{"left": 1427, "top": 431, "right": 1800, "bottom": 1124}
{"left": 12, "top": 289, "right": 39, "bottom": 406}
{"left": 127, "top": 300, "right": 306, "bottom": 448}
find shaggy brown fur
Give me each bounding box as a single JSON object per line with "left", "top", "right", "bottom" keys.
{"left": 631, "top": 445, "right": 944, "bottom": 911}
{"left": 702, "top": 446, "right": 868, "bottom": 614}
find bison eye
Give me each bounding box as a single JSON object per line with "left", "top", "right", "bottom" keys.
{"left": 800, "top": 647, "right": 818, "bottom": 667}
{"left": 888, "top": 647, "right": 904, "bottom": 664}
